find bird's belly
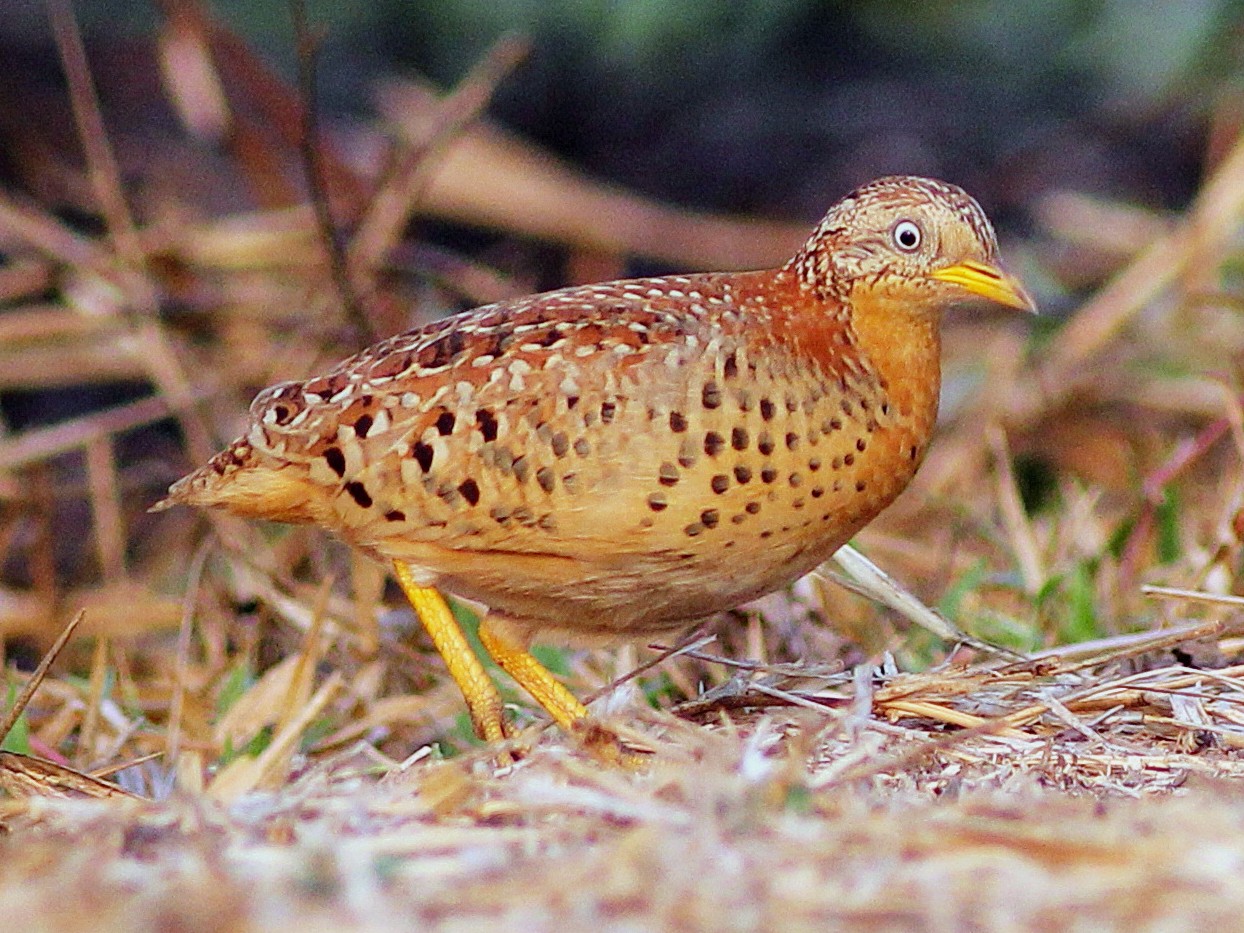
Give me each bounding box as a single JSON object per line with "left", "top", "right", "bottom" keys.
{"left": 354, "top": 344, "right": 932, "bottom": 642}
{"left": 376, "top": 404, "right": 926, "bottom": 642}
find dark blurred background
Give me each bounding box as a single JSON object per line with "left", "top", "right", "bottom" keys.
{"left": 4, "top": 0, "right": 1239, "bottom": 225}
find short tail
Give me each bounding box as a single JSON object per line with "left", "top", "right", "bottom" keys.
{"left": 149, "top": 437, "right": 254, "bottom": 513}
{"left": 150, "top": 436, "right": 323, "bottom": 524}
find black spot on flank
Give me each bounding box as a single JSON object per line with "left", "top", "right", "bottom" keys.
{"left": 786, "top": 432, "right": 800, "bottom": 450}
{"left": 786, "top": 397, "right": 799, "bottom": 413}
{"left": 758, "top": 433, "right": 775, "bottom": 456}
{"left": 841, "top": 399, "right": 854, "bottom": 416}
{"left": 601, "top": 401, "right": 617, "bottom": 423}
{"left": 574, "top": 438, "right": 591, "bottom": 457}
{"left": 536, "top": 326, "right": 564, "bottom": 347}
{"left": 413, "top": 442, "right": 434, "bottom": 472}
{"left": 701, "top": 509, "right": 720, "bottom": 528}
{"left": 789, "top": 473, "right": 803, "bottom": 487}
{"left": 809, "top": 458, "right": 822, "bottom": 472}
{"left": 512, "top": 456, "right": 531, "bottom": 483}
{"left": 345, "top": 481, "right": 372, "bottom": 508}
{"left": 670, "top": 411, "right": 688, "bottom": 433}
{"left": 419, "top": 328, "right": 468, "bottom": 369}
{"left": 711, "top": 474, "right": 729, "bottom": 494}
{"left": 324, "top": 447, "right": 346, "bottom": 477}
{"left": 684, "top": 523, "right": 704, "bottom": 537}
{"left": 459, "top": 478, "right": 481, "bottom": 506}
{"left": 745, "top": 501, "right": 761, "bottom": 514}
{"left": 476, "top": 408, "right": 499, "bottom": 442}
{"left": 436, "top": 411, "right": 456, "bottom": 436}
{"left": 844, "top": 453, "right": 855, "bottom": 466}
{"left": 761, "top": 467, "right": 778, "bottom": 484}
{"left": 659, "top": 462, "right": 680, "bottom": 486}
{"left": 909, "top": 444, "right": 920, "bottom": 460}
{"left": 734, "top": 465, "right": 752, "bottom": 484}
{"left": 704, "top": 432, "right": 725, "bottom": 456}
{"left": 731, "top": 427, "right": 749, "bottom": 450}
{"left": 702, "top": 381, "right": 722, "bottom": 409}
{"left": 760, "top": 398, "right": 776, "bottom": 421}
{"left": 551, "top": 432, "right": 569, "bottom": 457}
{"left": 856, "top": 481, "right": 866, "bottom": 492}
{"left": 856, "top": 437, "right": 867, "bottom": 452}
{"left": 723, "top": 351, "right": 739, "bottom": 380}
{"left": 536, "top": 467, "right": 556, "bottom": 493}
{"left": 354, "top": 413, "right": 374, "bottom": 438}
{"left": 478, "top": 330, "right": 506, "bottom": 358}
{"left": 384, "top": 509, "right": 406, "bottom": 521}
{"left": 490, "top": 505, "right": 512, "bottom": 525}
{"left": 881, "top": 402, "right": 891, "bottom": 416}
{"left": 648, "top": 493, "right": 668, "bottom": 511}
{"left": 811, "top": 487, "right": 825, "bottom": 498}
{"left": 567, "top": 395, "right": 581, "bottom": 410}
{"left": 760, "top": 530, "right": 774, "bottom": 539}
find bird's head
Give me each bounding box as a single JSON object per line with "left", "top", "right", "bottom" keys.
{"left": 790, "top": 175, "right": 1036, "bottom": 315}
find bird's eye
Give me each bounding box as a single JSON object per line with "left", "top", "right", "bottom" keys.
{"left": 891, "top": 220, "right": 923, "bottom": 252}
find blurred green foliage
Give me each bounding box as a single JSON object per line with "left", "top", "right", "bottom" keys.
{"left": 1, "top": 685, "right": 32, "bottom": 755}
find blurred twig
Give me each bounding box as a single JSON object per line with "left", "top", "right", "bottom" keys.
{"left": 0, "top": 611, "right": 84, "bottom": 747}
{"left": 1010, "top": 129, "right": 1244, "bottom": 427}
{"left": 289, "top": 0, "right": 374, "bottom": 345}
{"left": 349, "top": 35, "right": 529, "bottom": 308}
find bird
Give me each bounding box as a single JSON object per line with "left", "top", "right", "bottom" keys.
{"left": 155, "top": 175, "right": 1035, "bottom": 747}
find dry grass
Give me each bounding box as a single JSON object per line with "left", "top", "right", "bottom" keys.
{"left": 0, "top": 3, "right": 1243, "bottom": 930}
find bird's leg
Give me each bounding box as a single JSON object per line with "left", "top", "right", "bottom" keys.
{"left": 477, "top": 615, "right": 589, "bottom": 730}
{"left": 392, "top": 562, "right": 508, "bottom": 743}
{"left": 394, "top": 566, "right": 636, "bottom": 763}
{"left": 479, "top": 616, "right": 648, "bottom": 767}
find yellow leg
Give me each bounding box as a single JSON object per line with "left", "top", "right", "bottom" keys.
{"left": 392, "top": 562, "right": 507, "bottom": 743}
{"left": 478, "top": 615, "right": 589, "bottom": 731}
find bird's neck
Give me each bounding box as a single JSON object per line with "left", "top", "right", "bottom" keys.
{"left": 728, "top": 271, "right": 942, "bottom": 433}
{"left": 845, "top": 287, "right": 943, "bottom": 437}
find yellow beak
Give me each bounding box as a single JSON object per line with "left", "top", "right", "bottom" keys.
{"left": 930, "top": 259, "right": 1037, "bottom": 313}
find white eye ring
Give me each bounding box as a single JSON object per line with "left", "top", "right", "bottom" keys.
{"left": 892, "top": 220, "right": 922, "bottom": 252}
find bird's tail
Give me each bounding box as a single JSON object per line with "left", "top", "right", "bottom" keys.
{"left": 150, "top": 436, "right": 322, "bottom": 524}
